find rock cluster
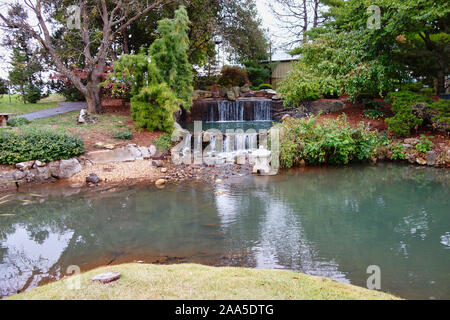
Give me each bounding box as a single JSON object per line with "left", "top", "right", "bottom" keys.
{"left": 0, "top": 158, "right": 82, "bottom": 189}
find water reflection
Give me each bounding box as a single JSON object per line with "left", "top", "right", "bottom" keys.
{"left": 0, "top": 164, "right": 449, "bottom": 299}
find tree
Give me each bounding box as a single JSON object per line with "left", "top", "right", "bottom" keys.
{"left": 108, "top": 6, "right": 193, "bottom": 133}
{"left": 0, "top": 0, "right": 172, "bottom": 113}
{"left": 267, "top": 0, "right": 327, "bottom": 48}
{"left": 320, "top": 0, "right": 450, "bottom": 94}
{"left": 3, "top": 6, "right": 44, "bottom": 104}
{"left": 0, "top": 78, "right": 8, "bottom": 98}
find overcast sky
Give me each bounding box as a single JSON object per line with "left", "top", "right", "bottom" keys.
{"left": 0, "top": 1, "right": 285, "bottom": 79}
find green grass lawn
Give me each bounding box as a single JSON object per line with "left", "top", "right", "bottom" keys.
{"left": 8, "top": 263, "right": 401, "bottom": 300}
{"left": 0, "top": 94, "right": 65, "bottom": 115}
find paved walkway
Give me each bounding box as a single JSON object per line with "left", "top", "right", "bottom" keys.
{"left": 16, "top": 102, "right": 86, "bottom": 121}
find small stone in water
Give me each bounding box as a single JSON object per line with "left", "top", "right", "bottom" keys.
{"left": 91, "top": 272, "right": 121, "bottom": 284}
{"left": 155, "top": 178, "right": 166, "bottom": 185}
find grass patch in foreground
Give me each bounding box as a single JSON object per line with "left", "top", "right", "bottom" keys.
{"left": 8, "top": 263, "right": 400, "bottom": 300}
{"left": 0, "top": 94, "right": 65, "bottom": 115}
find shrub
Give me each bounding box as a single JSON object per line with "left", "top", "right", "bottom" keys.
{"left": 363, "top": 107, "right": 384, "bottom": 119}
{"left": 278, "top": 115, "right": 380, "bottom": 168}
{"left": 389, "top": 142, "right": 406, "bottom": 160}
{"left": 130, "top": 83, "right": 181, "bottom": 134}
{"left": 112, "top": 129, "right": 133, "bottom": 140}
{"left": 243, "top": 60, "right": 273, "bottom": 87}
{"left": 432, "top": 100, "right": 450, "bottom": 126}
{"left": 153, "top": 133, "right": 173, "bottom": 151}
{"left": 6, "top": 117, "right": 31, "bottom": 127}
{"left": 278, "top": 67, "right": 321, "bottom": 107}
{"left": 24, "top": 84, "right": 42, "bottom": 104}
{"left": 416, "top": 135, "right": 434, "bottom": 153}
{"left": 257, "top": 83, "right": 273, "bottom": 90}
{"left": 421, "top": 88, "right": 435, "bottom": 96}
{"left": 399, "top": 81, "right": 423, "bottom": 92}
{"left": 0, "top": 129, "right": 84, "bottom": 164}
{"left": 217, "top": 66, "right": 249, "bottom": 88}
{"left": 385, "top": 91, "right": 433, "bottom": 137}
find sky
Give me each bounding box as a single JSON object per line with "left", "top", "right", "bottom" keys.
{"left": 0, "top": 0, "right": 286, "bottom": 79}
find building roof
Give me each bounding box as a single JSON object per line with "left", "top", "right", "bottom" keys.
{"left": 261, "top": 52, "right": 299, "bottom": 63}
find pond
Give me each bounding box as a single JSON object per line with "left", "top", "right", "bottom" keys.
{"left": 0, "top": 164, "right": 449, "bottom": 299}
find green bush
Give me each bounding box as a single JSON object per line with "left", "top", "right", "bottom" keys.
{"left": 399, "top": 81, "right": 423, "bottom": 92}
{"left": 421, "top": 88, "right": 435, "bottom": 96}
{"left": 24, "top": 84, "right": 42, "bottom": 104}
{"left": 217, "top": 66, "right": 249, "bottom": 88}
{"left": 432, "top": 100, "right": 450, "bottom": 126}
{"left": 363, "top": 108, "right": 384, "bottom": 119}
{"left": 153, "top": 133, "right": 173, "bottom": 151}
{"left": 130, "top": 83, "right": 181, "bottom": 134}
{"left": 6, "top": 117, "right": 31, "bottom": 127}
{"left": 278, "top": 68, "right": 321, "bottom": 107}
{"left": 389, "top": 142, "right": 406, "bottom": 160}
{"left": 0, "top": 129, "right": 84, "bottom": 164}
{"left": 112, "top": 130, "right": 133, "bottom": 140}
{"left": 257, "top": 83, "right": 273, "bottom": 90}
{"left": 278, "top": 115, "right": 380, "bottom": 168}
{"left": 385, "top": 91, "right": 433, "bottom": 137}
{"left": 416, "top": 135, "right": 434, "bottom": 153}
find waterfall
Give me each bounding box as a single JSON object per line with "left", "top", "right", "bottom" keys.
{"left": 204, "top": 99, "right": 272, "bottom": 122}
{"left": 253, "top": 100, "right": 271, "bottom": 121}
{"left": 217, "top": 101, "right": 245, "bottom": 122}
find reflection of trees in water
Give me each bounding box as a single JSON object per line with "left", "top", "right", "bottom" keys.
{"left": 215, "top": 164, "right": 450, "bottom": 299}
{"left": 0, "top": 184, "right": 224, "bottom": 297}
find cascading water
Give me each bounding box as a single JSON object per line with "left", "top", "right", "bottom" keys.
{"left": 253, "top": 100, "right": 271, "bottom": 121}
{"left": 205, "top": 99, "right": 272, "bottom": 122}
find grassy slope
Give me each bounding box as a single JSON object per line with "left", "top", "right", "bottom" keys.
{"left": 0, "top": 94, "right": 65, "bottom": 115}
{"left": 8, "top": 263, "right": 400, "bottom": 300}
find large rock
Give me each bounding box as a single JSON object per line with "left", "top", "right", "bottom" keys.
{"left": 57, "top": 159, "right": 82, "bottom": 179}
{"left": 309, "top": 100, "right": 345, "bottom": 114}
{"left": 86, "top": 145, "right": 155, "bottom": 164}
{"left": 232, "top": 86, "right": 241, "bottom": 99}
{"left": 34, "top": 166, "right": 51, "bottom": 181}
{"left": 240, "top": 84, "right": 250, "bottom": 93}
{"left": 226, "top": 90, "right": 236, "bottom": 101}
{"left": 426, "top": 151, "right": 437, "bottom": 166}
{"left": 192, "top": 90, "right": 212, "bottom": 100}
{"left": 16, "top": 161, "right": 34, "bottom": 171}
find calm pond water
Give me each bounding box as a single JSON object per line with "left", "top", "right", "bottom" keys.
{"left": 0, "top": 164, "right": 449, "bottom": 299}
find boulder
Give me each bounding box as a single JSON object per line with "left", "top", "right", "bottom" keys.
{"left": 152, "top": 160, "right": 164, "bottom": 167}
{"left": 309, "top": 100, "right": 345, "bottom": 114}
{"left": 16, "top": 161, "right": 34, "bottom": 171}
{"left": 281, "top": 114, "right": 292, "bottom": 122}
{"left": 57, "top": 159, "right": 82, "bottom": 179}
{"left": 77, "top": 109, "right": 98, "bottom": 124}
{"left": 240, "top": 84, "right": 250, "bottom": 93}
{"left": 35, "top": 166, "right": 51, "bottom": 181}
{"left": 227, "top": 90, "right": 236, "bottom": 101}
{"left": 192, "top": 90, "right": 212, "bottom": 100}
{"left": 416, "top": 157, "right": 427, "bottom": 165}
{"left": 426, "top": 151, "right": 437, "bottom": 166}
{"left": 272, "top": 94, "right": 282, "bottom": 100}
{"left": 232, "top": 86, "right": 241, "bottom": 99}
{"left": 219, "top": 87, "right": 228, "bottom": 98}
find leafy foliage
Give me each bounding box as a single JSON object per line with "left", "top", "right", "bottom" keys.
{"left": 243, "top": 60, "right": 273, "bottom": 87}
{"left": 153, "top": 133, "right": 173, "bottom": 151}
{"left": 112, "top": 130, "right": 133, "bottom": 140}
{"left": 385, "top": 91, "right": 433, "bottom": 136}
{"left": 0, "top": 129, "right": 84, "bottom": 164}
{"left": 257, "top": 83, "right": 273, "bottom": 90}
{"left": 106, "top": 7, "right": 192, "bottom": 134}
{"left": 217, "top": 66, "right": 249, "bottom": 88}
{"left": 416, "top": 135, "right": 434, "bottom": 153}
{"left": 6, "top": 117, "right": 31, "bottom": 127}
{"left": 24, "top": 84, "right": 41, "bottom": 103}
{"left": 432, "top": 100, "right": 450, "bottom": 126}
{"left": 389, "top": 142, "right": 406, "bottom": 160}
{"left": 363, "top": 107, "right": 384, "bottom": 119}
{"left": 278, "top": 115, "right": 380, "bottom": 168}
{"left": 278, "top": 65, "right": 321, "bottom": 106}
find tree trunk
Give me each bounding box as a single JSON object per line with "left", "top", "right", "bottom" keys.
{"left": 437, "top": 69, "right": 445, "bottom": 95}
{"left": 85, "top": 71, "right": 103, "bottom": 114}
